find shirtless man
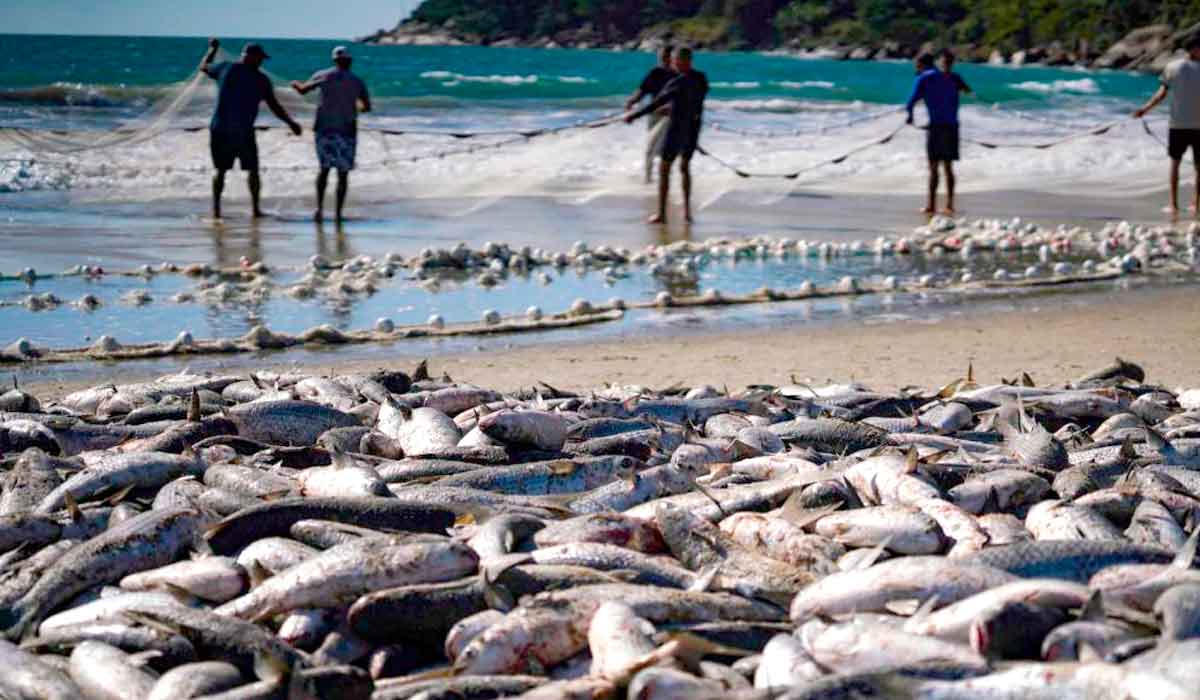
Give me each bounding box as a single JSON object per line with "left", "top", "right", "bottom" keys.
{"left": 625, "top": 47, "right": 709, "bottom": 224}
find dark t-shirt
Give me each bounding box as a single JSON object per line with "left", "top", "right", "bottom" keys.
{"left": 204, "top": 61, "right": 272, "bottom": 134}
{"left": 639, "top": 66, "right": 675, "bottom": 99}
{"left": 636, "top": 70, "right": 709, "bottom": 146}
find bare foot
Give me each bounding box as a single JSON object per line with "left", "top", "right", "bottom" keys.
{"left": 684, "top": 212, "right": 694, "bottom": 223}
{"left": 252, "top": 209, "right": 265, "bottom": 219}
{"left": 313, "top": 209, "right": 323, "bottom": 222}
{"left": 920, "top": 206, "right": 935, "bottom": 215}
{"left": 941, "top": 207, "right": 957, "bottom": 216}
{"left": 1163, "top": 205, "right": 1180, "bottom": 215}
{"left": 647, "top": 214, "right": 665, "bottom": 224}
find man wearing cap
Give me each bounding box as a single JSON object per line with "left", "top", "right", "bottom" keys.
{"left": 292, "top": 47, "right": 371, "bottom": 224}
{"left": 200, "top": 38, "right": 302, "bottom": 220}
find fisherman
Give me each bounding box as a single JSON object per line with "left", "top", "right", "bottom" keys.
{"left": 291, "top": 46, "right": 372, "bottom": 225}
{"left": 625, "top": 45, "right": 676, "bottom": 184}
{"left": 200, "top": 39, "right": 302, "bottom": 220}
{"left": 906, "top": 49, "right": 972, "bottom": 215}
{"left": 1134, "top": 35, "right": 1200, "bottom": 216}
{"left": 625, "top": 47, "right": 709, "bottom": 224}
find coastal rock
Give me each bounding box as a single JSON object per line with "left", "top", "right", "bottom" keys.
{"left": 1095, "top": 25, "right": 1171, "bottom": 69}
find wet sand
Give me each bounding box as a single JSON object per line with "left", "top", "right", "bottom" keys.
{"left": 0, "top": 185, "right": 1185, "bottom": 273}
{"left": 23, "top": 283, "right": 1199, "bottom": 400}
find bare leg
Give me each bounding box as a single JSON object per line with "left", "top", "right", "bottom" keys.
{"left": 1168, "top": 159, "right": 1181, "bottom": 214}
{"left": 248, "top": 170, "right": 263, "bottom": 218}
{"left": 923, "top": 161, "right": 938, "bottom": 214}
{"left": 680, "top": 157, "right": 693, "bottom": 223}
{"left": 649, "top": 158, "right": 671, "bottom": 224}
{"left": 942, "top": 162, "right": 956, "bottom": 215}
{"left": 335, "top": 170, "right": 349, "bottom": 224}
{"left": 1192, "top": 151, "right": 1200, "bottom": 215}
{"left": 212, "top": 169, "right": 227, "bottom": 219}
{"left": 315, "top": 168, "right": 330, "bottom": 221}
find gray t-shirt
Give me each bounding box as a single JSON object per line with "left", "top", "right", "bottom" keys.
{"left": 309, "top": 67, "right": 368, "bottom": 134}
{"left": 1162, "top": 58, "right": 1200, "bottom": 129}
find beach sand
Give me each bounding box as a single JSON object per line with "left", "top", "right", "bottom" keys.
{"left": 22, "top": 283, "right": 1198, "bottom": 401}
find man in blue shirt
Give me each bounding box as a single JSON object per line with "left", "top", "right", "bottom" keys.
{"left": 200, "top": 39, "right": 302, "bottom": 220}
{"left": 906, "top": 49, "right": 972, "bottom": 215}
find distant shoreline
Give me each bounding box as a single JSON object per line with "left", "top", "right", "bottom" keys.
{"left": 357, "top": 22, "right": 1186, "bottom": 76}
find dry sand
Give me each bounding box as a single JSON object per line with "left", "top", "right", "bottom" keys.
{"left": 24, "top": 285, "right": 1198, "bottom": 400}
{"left": 412, "top": 286, "right": 1200, "bottom": 393}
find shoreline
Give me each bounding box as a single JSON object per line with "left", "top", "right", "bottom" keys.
{"left": 20, "top": 282, "right": 1199, "bottom": 402}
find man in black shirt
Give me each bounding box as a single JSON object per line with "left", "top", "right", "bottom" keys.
{"left": 626, "top": 46, "right": 675, "bottom": 183}
{"left": 625, "top": 47, "right": 709, "bottom": 224}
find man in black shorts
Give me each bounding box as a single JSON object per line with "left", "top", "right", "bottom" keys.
{"left": 906, "top": 49, "right": 971, "bottom": 215}
{"left": 625, "top": 47, "right": 709, "bottom": 224}
{"left": 626, "top": 45, "right": 675, "bottom": 183}
{"left": 200, "top": 39, "right": 302, "bottom": 219}
{"left": 1135, "top": 35, "right": 1200, "bottom": 215}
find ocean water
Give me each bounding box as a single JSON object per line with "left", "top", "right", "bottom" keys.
{"left": 0, "top": 34, "right": 1166, "bottom": 201}
{"left": 0, "top": 35, "right": 1184, "bottom": 357}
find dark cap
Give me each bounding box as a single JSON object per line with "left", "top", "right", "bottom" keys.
{"left": 242, "top": 43, "right": 270, "bottom": 59}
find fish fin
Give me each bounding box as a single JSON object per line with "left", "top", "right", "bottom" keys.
{"left": 187, "top": 388, "right": 201, "bottom": 423}
{"left": 909, "top": 594, "right": 940, "bottom": 622}
{"left": 904, "top": 446, "right": 920, "bottom": 473}
{"left": 480, "top": 573, "right": 517, "bottom": 613}
{"left": 1119, "top": 438, "right": 1138, "bottom": 461}
{"left": 549, "top": 461, "right": 579, "bottom": 476}
{"left": 657, "top": 631, "right": 752, "bottom": 671}
{"left": 1173, "top": 527, "right": 1200, "bottom": 569}
{"left": 1080, "top": 590, "right": 1105, "bottom": 622}
{"left": 780, "top": 495, "right": 842, "bottom": 530}
{"left": 250, "top": 373, "right": 266, "bottom": 389}
{"left": 328, "top": 445, "right": 353, "bottom": 469}
{"left": 729, "top": 439, "right": 760, "bottom": 461}
{"left": 1145, "top": 426, "right": 1172, "bottom": 455}
{"left": 936, "top": 379, "right": 962, "bottom": 400}
{"left": 254, "top": 650, "right": 291, "bottom": 683}
{"left": 121, "top": 611, "right": 181, "bottom": 637}
{"left": 246, "top": 559, "right": 273, "bottom": 588}
{"left": 966, "top": 362, "right": 975, "bottom": 385}
{"left": 125, "top": 649, "right": 163, "bottom": 667}
{"left": 692, "top": 481, "right": 727, "bottom": 518}
{"left": 1021, "top": 372, "right": 1036, "bottom": 388}
{"left": 688, "top": 565, "right": 721, "bottom": 593}
{"left": 412, "top": 359, "right": 429, "bottom": 382}
{"left": 606, "top": 569, "right": 644, "bottom": 583}
{"left": 106, "top": 483, "right": 137, "bottom": 506}
{"left": 855, "top": 537, "right": 894, "bottom": 570}
{"left": 982, "top": 486, "right": 1001, "bottom": 514}
{"left": 63, "top": 492, "right": 84, "bottom": 522}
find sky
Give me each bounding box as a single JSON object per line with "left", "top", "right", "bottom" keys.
{"left": 1, "top": 0, "right": 421, "bottom": 39}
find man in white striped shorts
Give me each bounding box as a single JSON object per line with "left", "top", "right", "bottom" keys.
{"left": 292, "top": 46, "right": 371, "bottom": 224}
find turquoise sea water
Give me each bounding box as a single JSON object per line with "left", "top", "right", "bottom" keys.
{"left": 0, "top": 34, "right": 1158, "bottom": 129}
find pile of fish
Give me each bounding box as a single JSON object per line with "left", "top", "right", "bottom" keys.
{"left": 2, "top": 357, "right": 1200, "bottom": 699}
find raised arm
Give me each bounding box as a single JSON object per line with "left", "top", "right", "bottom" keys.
{"left": 200, "top": 38, "right": 220, "bottom": 77}
{"left": 956, "top": 74, "right": 973, "bottom": 95}
{"left": 264, "top": 88, "right": 302, "bottom": 135}
{"left": 1135, "top": 85, "right": 1169, "bottom": 118}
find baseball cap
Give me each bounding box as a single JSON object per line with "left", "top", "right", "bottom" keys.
{"left": 242, "top": 43, "right": 270, "bottom": 59}
{"left": 332, "top": 46, "right": 351, "bottom": 60}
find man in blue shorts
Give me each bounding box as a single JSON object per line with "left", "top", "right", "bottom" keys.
{"left": 201, "top": 39, "right": 303, "bottom": 220}
{"left": 292, "top": 46, "right": 372, "bottom": 224}
{"left": 906, "top": 49, "right": 972, "bottom": 215}
{"left": 1134, "top": 35, "right": 1200, "bottom": 215}
{"left": 625, "top": 47, "right": 709, "bottom": 224}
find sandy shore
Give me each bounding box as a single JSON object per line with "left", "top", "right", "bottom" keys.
{"left": 22, "top": 284, "right": 1198, "bottom": 401}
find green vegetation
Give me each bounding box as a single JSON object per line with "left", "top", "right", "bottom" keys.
{"left": 406, "top": 0, "right": 1200, "bottom": 52}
